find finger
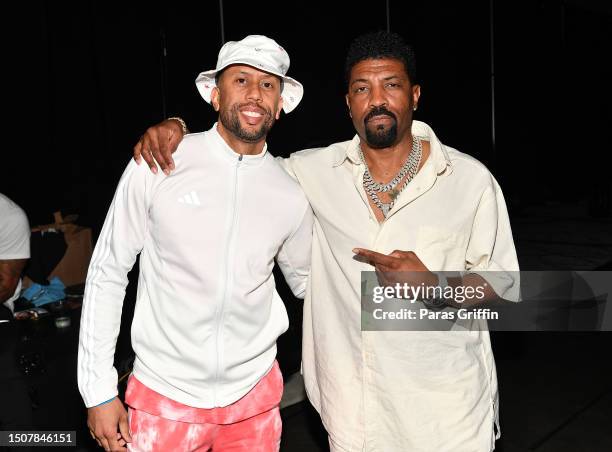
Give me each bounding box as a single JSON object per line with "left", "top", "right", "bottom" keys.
{"left": 389, "top": 249, "right": 411, "bottom": 258}
{"left": 133, "top": 138, "right": 143, "bottom": 164}
{"left": 119, "top": 412, "right": 132, "bottom": 443}
{"left": 144, "top": 132, "right": 161, "bottom": 174}
{"left": 166, "top": 128, "right": 181, "bottom": 171}
{"left": 145, "top": 148, "right": 159, "bottom": 174}
{"left": 159, "top": 129, "right": 174, "bottom": 174}
{"left": 116, "top": 432, "right": 127, "bottom": 447}
{"left": 106, "top": 433, "right": 124, "bottom": 452}
{"left": 140, "top": 136, "right": 158, "bottom": 174}
{"left": 112, "top": 438, "right": 128, "bottom": 452}
{"left": 147, "top": 127, "right": 161, "bottom": 159}
{"left": 91, "top": 429, "right": 101, "bottom": 447}
{"left": 150, "top": 129, "right": 170, "bottom": 175}
{"left": 352, "top": 248, "right": 397, "bottom": 267}
{"left": 99, "top": 435, "right": 110, "bottom": 451}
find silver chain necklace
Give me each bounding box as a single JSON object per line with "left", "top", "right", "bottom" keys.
{"left": 359, "top": 136, "right": 423, "bottom": 218}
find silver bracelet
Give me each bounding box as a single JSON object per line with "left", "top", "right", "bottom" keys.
{"left": 168, "top": 117, "right": 188, "bottom": 135}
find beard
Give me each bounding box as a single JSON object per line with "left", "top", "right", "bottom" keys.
{"left": 364, "top": 106, "right": 398, "bottom": 149}
{"left": 219, "top": 102, "right": 276, "bottom": 143}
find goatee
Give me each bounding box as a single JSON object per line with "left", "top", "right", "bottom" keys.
{"left": 364, "top": 106, "right": 398, "bottom": 148}
{"left": 220, "top": 103, "right": 275, "bottom": 143}
{"left": 365, "top": 123, "right": 398, "bottom": 148}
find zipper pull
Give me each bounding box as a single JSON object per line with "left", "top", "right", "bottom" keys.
{"left": 238, "top": 155, "right": 243, "bottom": 162}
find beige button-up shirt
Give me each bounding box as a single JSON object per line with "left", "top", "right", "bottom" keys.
{"left": 280, "top": 121, "right": 520, "bottom": 451}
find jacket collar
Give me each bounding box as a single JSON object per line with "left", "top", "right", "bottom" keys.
{"left": 208, "top": 122, "right": 268, "bottom": 166}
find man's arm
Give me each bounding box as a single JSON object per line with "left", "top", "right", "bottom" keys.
{"left": 133, "top": 118, "right": 185, "bottom": 175}
{"left": 352, "top": 249, "right": 499, "bottom": 308}
{"left": 276, "top": 204, "right": 314, "bottom": 299}
{"left": 464, "top": 177, "right": 520, "bottom": 302}
{"left": 0, "top": 259, "right": 27, "bottom": 303}
{"left": 353, "top": 177, "right": 519, "bottom": 308}
{"left": 78, "top": 160, "right": 150, "bottom": 450}
{"left": 133, "top": 118, "right": 303, "bottom": 184}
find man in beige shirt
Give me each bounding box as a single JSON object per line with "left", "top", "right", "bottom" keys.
{"left": 134, "top": 32, "right": 519, "bottom": 451}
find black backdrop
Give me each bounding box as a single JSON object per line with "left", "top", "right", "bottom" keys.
{"left": 4, "top": 0, "right": 610, "bottom": 233}
{"left": 1, "top": 2, "right": 611, "bottom": 448}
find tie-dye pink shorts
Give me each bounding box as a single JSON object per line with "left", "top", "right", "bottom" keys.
{"left": 125, "top": 361, "right": 283, "bottom": 451}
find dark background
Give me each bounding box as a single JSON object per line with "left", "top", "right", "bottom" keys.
{"left": 4, "top": 0, "right": 611, "bottom": 229}
{"left": 2, "top": 1, "right": 611, "bottom": 451}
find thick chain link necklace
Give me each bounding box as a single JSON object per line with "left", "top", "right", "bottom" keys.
{"left": 359, "top": 136, "right": 423, "bottom": 218}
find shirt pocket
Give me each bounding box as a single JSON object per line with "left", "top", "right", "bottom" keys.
{"left": 415, "top": 225, "right": 467, "bottom": 271}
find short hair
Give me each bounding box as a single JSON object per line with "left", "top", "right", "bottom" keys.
{"left": 214, "top": 70, "right": 224, "bottom": 85}
{"left": 215, "top": 67, "right": 284, "bottom": 92}
{"left": 345, "top": 31, "right": 417, "bottom": 86}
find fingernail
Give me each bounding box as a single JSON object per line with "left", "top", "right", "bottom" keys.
{"left": 152, "top": 167, "right": 158, "bottom": 174}
{"left": 163, "top": 169, "right": 170, "bottom": 176}
{"left": 352, "top": 248, "right": 359, "bottom": 253}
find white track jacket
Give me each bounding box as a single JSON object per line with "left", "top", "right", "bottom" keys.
{"left": 78, "top": 124, "right": 313, "bottom": 408}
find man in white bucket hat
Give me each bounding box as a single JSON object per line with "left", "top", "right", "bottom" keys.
{"left": 79, "top": 35, "right": 313, "bottom": 451}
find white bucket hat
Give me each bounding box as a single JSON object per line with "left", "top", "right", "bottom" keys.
{"left": 195, "top": 35, "right": 304, "bottom": 114}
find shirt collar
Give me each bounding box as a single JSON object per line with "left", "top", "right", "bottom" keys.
{"left": 208, "top": 122, "right": 268, "bottom": 165}
{"left": 332, "top": 120, "right": 453, "bottom": 176}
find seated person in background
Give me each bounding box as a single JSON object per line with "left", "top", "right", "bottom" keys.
{"left": 0, "top": 193, "right": 32, "bottom": 433}
{"left": 0, "top": 193, "right": 30, "bottom": 321}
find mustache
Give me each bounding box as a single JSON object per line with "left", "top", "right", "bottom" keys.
{"left": 364, "top": 106, "right": 397, "bottom": 124}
